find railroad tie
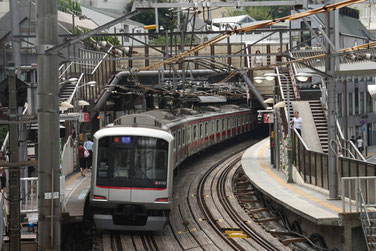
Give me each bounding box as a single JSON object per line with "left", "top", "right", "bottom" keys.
{"left": 255, "top": 217, "right": 282, "bottom": 224}
{"left": 247, "top": 208, "right": 270, "bottom": 214}
{"left": 281, "top": 237, "right": 308, "bottom": 245}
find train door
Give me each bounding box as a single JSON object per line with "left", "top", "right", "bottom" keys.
{"left": 193, "top": 124, "right": 197, "bottom": 153}
{"left": 216, "top": 120, "right": 220, "bottom": 143}
{"left": 182, "top": 128, "right": 186, "bottom": 161}
{"left": 222, "top": 119, "right": 225, "bottom": 140}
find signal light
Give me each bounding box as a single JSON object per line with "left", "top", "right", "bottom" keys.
{"left": 97, "top": 115, "right": 101, "bottom": 119}
{"left": 114, "top": 137, "right": 119, "bottom": 143}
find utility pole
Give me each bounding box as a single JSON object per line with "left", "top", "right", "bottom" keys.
{"left": 326, "top": 8, "right": 339, "bottom": 199}
{"left": 7, "top": 62, "right": 20, "bottom": 251}
{"left": 9, "top": 0, "right": 22, "bottom": 250}
{"left": 9, "top": 0, "right": 21, "bottom": 69}
{"left": 36, "top": 0, "right": 61, "bottom": 250}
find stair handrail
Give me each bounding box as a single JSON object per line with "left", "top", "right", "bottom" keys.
{"left": 66, "top": 73, "right": 85, "bottom": 105}
{"left": 336, "top": 119, "right": 366, "bottom": 161}
{"left": 358, "top": 187, "right": 374, "bottom": 251}
{"left": 288, "top": 65, "right": 300, "bottom": 100}
{"left": 91, "top": 46, "right": 113, "bottom": 75}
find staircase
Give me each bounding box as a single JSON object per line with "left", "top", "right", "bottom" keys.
{"left": 59, "top": 81, "right": 77, "bottom": 104}
{"left": 309, "top": 100, "right": 328, "bottom": 153}
{"left": 361, "top": 211, "right": 376, "bottom": 251}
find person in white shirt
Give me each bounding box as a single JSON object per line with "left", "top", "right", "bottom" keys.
{"left": 292, "top": 111, "right": 303, "bottom": 136}
{"left": 357, "top": 136, "right": 364, "bottom": 153}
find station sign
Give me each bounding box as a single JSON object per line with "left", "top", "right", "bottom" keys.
{"left": 263, "top": 113, "right": 274, "bottom": 123}
{"left": 79, "top": 112, "right": 89, "bottom": 122}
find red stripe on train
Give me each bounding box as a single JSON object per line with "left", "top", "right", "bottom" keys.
{"left": 96, "top": 185, "right": 166, "bottom": 191}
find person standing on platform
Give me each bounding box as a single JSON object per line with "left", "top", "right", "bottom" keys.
{"left": 84, "top": 137, "right": 94, "bottom": 169}
{"left": 292, "top": 111, "right": 303, "bottom": 136}
{"left": 77, "top": 142, "right": 87, "bottom": 176}
{"left": 254, "top": 50, "right": 263, "bottom": 66}
{"left": 357, "top": 136, "right": 364, "bottom": 154}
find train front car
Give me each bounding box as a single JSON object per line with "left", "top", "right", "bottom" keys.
{"left": 90, "top": 125, "right": 174, "bottom": 231}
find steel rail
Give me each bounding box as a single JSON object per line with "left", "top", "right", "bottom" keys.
{"left": 218, "top": 159, "right": 279, "bottom": 251}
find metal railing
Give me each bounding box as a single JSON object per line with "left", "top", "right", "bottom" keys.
{"left": 20, "top": 176, "right": 66, "bottom": 214}
{"left": 341, "top": 176, "right": 376, "bottom": 213}
{"left": 336, "top": 120, "right": 366, "bottom": 161}
{"left": 293, "top": 127, "right": 376, "bottom": 193}
{"left": 20, "top": 177, "right": 38, "bottom": 213}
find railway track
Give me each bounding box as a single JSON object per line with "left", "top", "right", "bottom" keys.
{"left": 94, "top": 136, "right": 305, "bottom": 251}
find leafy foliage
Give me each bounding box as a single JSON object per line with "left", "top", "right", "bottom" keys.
{"left": 226, "top": 6, "right": 291, "bottom": 21}
{"left": 58, "top": 0, "right": 82, "bottom": 15}
{"left": 125, "top": 0, "right": 176, "bottom": 31}
{"left": 149, "top": 35, "right": 192, "bottom": 46}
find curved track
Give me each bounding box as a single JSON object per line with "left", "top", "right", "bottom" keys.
{"left": 95, "top": 136, "right": 288, "bottom": 251}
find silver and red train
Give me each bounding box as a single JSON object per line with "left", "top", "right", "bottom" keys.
{"left": 88, "top": 105, "right": 255, "bottom": 231}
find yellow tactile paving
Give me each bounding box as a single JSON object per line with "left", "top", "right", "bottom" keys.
{"left": 258, "top": 143, "right": 342, "bottom": 213}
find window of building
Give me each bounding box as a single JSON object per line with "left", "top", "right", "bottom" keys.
{"left": 337, "top": 93, "right": 343, "bottom": 117}
{"left": 355, "top": 88, "right": 359, "bottom": 114}
{"left": 367, "top": 92, "right": 373, "bottom": 113}
{"left": 360, "top": 92, "right": 365, "bottom": 114}
{"left": 348, "top": 93, "right": 353, "bottom": 115}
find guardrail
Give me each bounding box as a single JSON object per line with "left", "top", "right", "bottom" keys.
{"left": 293, "top": 129, "right": 376, "bottom": 193}
{"left": 341, "top": 176, "right": 376, "bottom": 213}
{"left": 20, "top": 176, "right": 66, "bottom": 213}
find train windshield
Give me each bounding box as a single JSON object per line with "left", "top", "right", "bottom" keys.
{"left": 97, "top": 136, "right": 169, "bottom": 189}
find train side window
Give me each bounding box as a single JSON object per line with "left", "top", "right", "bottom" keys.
{"left": 199, "top": 124, "right": 203, "bottom": 138}
{"left": 211, "top": 121, "right": 213, "bottom": 134}
{"left": 205, "top": 123, "right": 208, "bottom": 136}
{"left": 222, "top": 119, "right": 225, "bottom": 131}
{"left": 182, "top": 129, "right": 185, "bottom": 145}
{"left": 173, "top": 132, "right": 176, "bottom": 150}
{"left": 178, "top": 131, "right": 181, "bottom": 147}
{"left": 216, "top": 120, "right": 219, "bottom": 132}
{"left": 237, "top": 117, "right": 239, "bottom": 126}
{"left": 227, "top": 118, "right": 230, "bottom": 129}
{"left": 193, "top": 125, "right": 197, "bottom": 139}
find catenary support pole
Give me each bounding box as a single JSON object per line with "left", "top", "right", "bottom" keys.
{"left": 7, "top": 62, "right": 20, "bottom": 251}
{"left": 326, "top": 10, "right": 338, "bottom": 199}
{"left": 36, "top": 0, "right": 61, "bottom": 250}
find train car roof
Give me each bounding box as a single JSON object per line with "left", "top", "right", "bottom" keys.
{"left": 113, "top": 106, "right": 250, "bottom": 131}
{"left": 93, "top": 126, "right": 174, "bottom": 142}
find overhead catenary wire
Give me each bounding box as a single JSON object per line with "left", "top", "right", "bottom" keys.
{"left": 135, "top": 0, "right": 366, "bottom": 72}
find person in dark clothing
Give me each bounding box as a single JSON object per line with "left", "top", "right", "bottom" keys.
{"left": 350, "top": 136, "right": 356, "bottom": 144}
{"left": 77, "top": 143, "right": 87, "bottom": 176}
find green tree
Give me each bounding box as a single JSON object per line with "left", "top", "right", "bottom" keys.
{"left": 58, "top": 0, "right": 82, "bottom": 15}
{"left": 226, "top": 6, "right": 291, "bottom": 21}
{"left": 125, "top": 0, "right": 176, "bottom": 31}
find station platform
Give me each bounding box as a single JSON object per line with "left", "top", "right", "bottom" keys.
{"left": 63, "top": 170, "right": 91, "bottom": 218}
{"left": 241, "top": 138, "right": 342, "bottom": 226}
